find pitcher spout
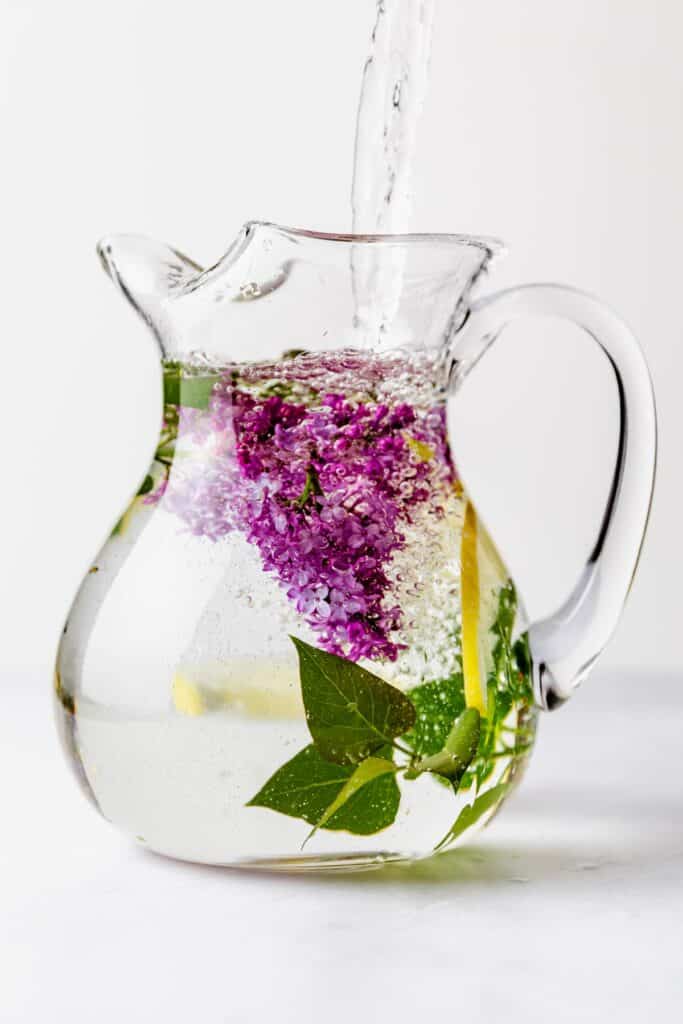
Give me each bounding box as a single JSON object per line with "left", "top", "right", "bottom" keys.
{"left": 97, "top": 224, "right": 294, "bottom": 358}
{"left": 97, "top": 234, "right": 204, "bottom": 351}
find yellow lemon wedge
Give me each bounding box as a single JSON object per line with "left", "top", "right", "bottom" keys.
{"left": 461, "top": 499, "right": 487, "bottom": 714}
{"left": 171, "top": 659, "right": 305, "bottom": 719}
{"left": 172, "top": 673, "right": 206, "bottom": 717}
{"left": 404, "top": 433, "right": 435, "bottom": 462}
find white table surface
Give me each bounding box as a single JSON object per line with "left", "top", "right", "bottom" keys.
{"left": 2, "top": 671, "right": 682, "bottom": 1023}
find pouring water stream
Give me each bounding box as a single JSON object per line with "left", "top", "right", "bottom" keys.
{"left": 351, "top": 0, "right": 436, "bottom": 339}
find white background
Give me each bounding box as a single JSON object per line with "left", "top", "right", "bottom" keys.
{"left": 1, "top": 0, "right": 678, "bottom": 688}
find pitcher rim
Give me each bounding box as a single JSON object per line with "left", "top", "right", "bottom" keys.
{"left": 250, "top": 220, "right": 505, "bottom": 256}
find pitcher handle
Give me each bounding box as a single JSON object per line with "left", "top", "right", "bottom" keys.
{"left": 451, "top": 284, "right": 657, "bottom": 710}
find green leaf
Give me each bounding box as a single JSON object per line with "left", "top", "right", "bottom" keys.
{"left": 513, "top": 635, "right": 531, "bottom": 679}
{"left": 326, "top": 763, "right": 400, "bottom": 835}
{"left": 163, "top": 369, "right": 220, "bottom": 410}
{"left": 411, "top": 708, "right": 480, "bottom": 787}
{"left": 136, "top": 474, "right": 154, "bottom": 496}
{"left": 247, "top": 744, "right": 400, "bottom": 836}
{"left": 307, "top": 756, "right": 397, "bottom": 839}
{"left": 435, "top": 782, "right": 510, "bottom": 851}
{"left": 492, "top": 581, "right": 516, "bottom": 649}
{"left": 247, "top": 744, "right": 349, "bottom": 824}
{"left": 458, "top": 582, "right": 535, "bottom": 793}
{"left": 490, "top": 581, "right": 533, "bottom": 705}
{"left": 445, "top": 707, "right": 481, "bottom": 760}
{"left": 291, "top": 636, "right": 416, "bottom": 765}
{"left": 406, "top": 671, "right": 466, "bottom": 756}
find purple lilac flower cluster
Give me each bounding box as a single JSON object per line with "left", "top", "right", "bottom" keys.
{"left": 158, "top": 356, "right": 456, "bottom": 662}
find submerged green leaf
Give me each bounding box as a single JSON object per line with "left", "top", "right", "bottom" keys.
{"left": 471, "top": 582, "right": 536, "bottom": 791}
{"left": 247, "top": 744, "right": 400, "bottom": 836}
{"left": 445, "top": 707, "right": 481, "bottom": 760}
{"left": 410, "top": 708, "right": 480, "bottom": 787}
{"left": 307, "top": 756, "right": 398, "bottom": 839}
{"left": 136, "top": 474, "right": 154, "bottom": 496}
{"left": 247, "top": 745, "right": 349, "bottom": 822}
{"left": 163, "top": 370, "right": 220, "bottom": 410}
{"left": 325, "top": 763, "right": 400, "bottom": 835}
{"left": 406, "top": 671, "right": 466, "bottom": 756}
{"left": 291, "top": 636, "right": 415, "bottom": 765}
{"left": 435, "top": 782, "right": 510, "bottom": 851}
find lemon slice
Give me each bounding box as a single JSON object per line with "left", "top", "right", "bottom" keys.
{"left": 171, "top": 658, "right": 305, "bottom": 719}
{"left": 172, "top": 673, "right": 206, "bottom": 716}
{"left": 461, "top": 499, "right": 487, "bottom": 714}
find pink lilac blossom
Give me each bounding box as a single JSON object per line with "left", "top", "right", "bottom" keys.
{"left": 157, "top": 359, "right": 456, "bottom": 662}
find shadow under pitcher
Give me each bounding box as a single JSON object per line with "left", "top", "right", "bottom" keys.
{"left": 54, "top": 223, "right": 656, "bottom": 869}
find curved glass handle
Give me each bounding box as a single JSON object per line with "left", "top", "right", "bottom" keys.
{"left": 451, "top": 284, "right": 657, "bottom": 710}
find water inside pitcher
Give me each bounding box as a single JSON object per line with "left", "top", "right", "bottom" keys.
{"left": 55, "top": 224, "right": 542, "bottom": 866}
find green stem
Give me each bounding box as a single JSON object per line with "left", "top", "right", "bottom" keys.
{"left": 485, "top": 743, "right": 533, "bottom": 761}
{"left": 295, "top": 465, "right": 322, "bottom": 508}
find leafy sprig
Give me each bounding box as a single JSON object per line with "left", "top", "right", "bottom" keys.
{"left": 247, "top": 635, "right": 486, "bottom": 846}
{"left": 247, "top": 598, "right": 534, "bottom": 851}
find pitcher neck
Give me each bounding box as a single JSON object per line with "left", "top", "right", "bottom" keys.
{"left": 98, "top": 222, "right": 503, "bottom": 364}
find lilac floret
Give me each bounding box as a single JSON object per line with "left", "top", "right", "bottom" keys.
{"left": 162, "top": 354, "right": 457, "bottom": 663}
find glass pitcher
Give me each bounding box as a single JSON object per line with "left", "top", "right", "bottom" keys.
{"left": 55, "top": 223, "right": 656, "bottom": 869}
